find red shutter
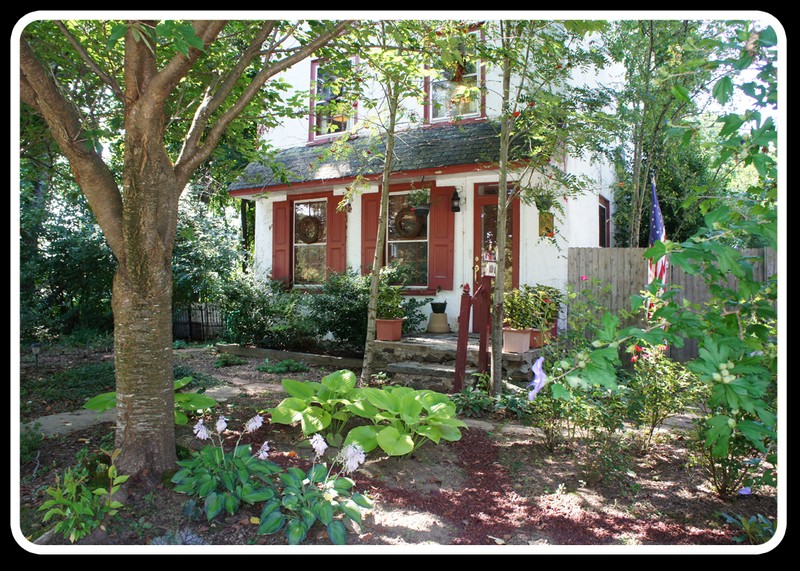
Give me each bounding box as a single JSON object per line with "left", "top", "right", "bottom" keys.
{"left": 361, "top": 192, "right": 381, "bottom": 274}
{"left": 428, "top": 186, "right": 455, "bottom": 291}
{"left": 327, "top": 196, "right": 347, "bottom": 275}
{"left": 272, "top": 200, "right": 292, "bottom": 284}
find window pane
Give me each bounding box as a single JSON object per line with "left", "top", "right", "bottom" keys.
{"left": 294, "top": 200, "right": 327, "bottom": 285}
{"left": 388, "top": 242, "right": 428, "bottom": 285}
{"left": 388, "top": 195, "right": 427, "bottom": 241}
{"left": 431, "top": 77, "right": 478, "bottom": 120}
{"left": 294, "top": 245, "right": 327, "bottom": 285}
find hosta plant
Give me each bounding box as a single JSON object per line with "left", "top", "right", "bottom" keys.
{"left": 257, "top": 435, "right": 373, "bottom": 545}
{"left": 344, "top": 386, "right": 467, "bottom": 456}
{"left": 171, "top": 414, "right": 281, "bottom": 521}
{"left": 267, "top": 369, "right": 359, "bottom": 446}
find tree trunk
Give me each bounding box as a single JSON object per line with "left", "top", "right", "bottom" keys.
{"left": 112, "top": 262, "right": 177, "bottom": 477}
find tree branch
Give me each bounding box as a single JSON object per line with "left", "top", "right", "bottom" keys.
{"left": 174, "top": 20, "right": 354, "bottom": 185}
{"left": 19, "top": 36, "right": 125, "bottom": 257}
{"left": 55, "top": 20, "right": 124, "bottom": 100}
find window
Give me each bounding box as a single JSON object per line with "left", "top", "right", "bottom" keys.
{"left": 598, "top": 196, "right": 611, "bottom": 247}
{"left": 293, "top": 199, "right": 328, "bottom": 285}
{"left": 311, "top": 60, "right": 355, "bottom": 140}
{"left": 428, "top": 33, "right": 482, "bottom": 122}
{"left": 386, "top": 193, "right": 429, "bottom": 286}
{"left": 538, "top": 211, "right": 555, "bottom": 238}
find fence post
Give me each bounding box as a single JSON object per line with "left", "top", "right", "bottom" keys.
{"left": 454, "top": 284, "right": 473, "bottom": 393}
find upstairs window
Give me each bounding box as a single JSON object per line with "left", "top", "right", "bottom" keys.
{"left": 428, "top": 32, "right": 482, "bottom": 122}
{"left": 311, "top": 59, "right": 355, "bottom": 140}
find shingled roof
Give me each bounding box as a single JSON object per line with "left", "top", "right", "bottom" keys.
{"left": 228, "top": 120, "right": 504, "bottom": 193}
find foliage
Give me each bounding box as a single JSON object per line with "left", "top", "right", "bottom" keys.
{"left": 627, "top": 343, "right": 703, "bottom": 451}
{"left": 20, "top": 423, "right": 44, "bottom": 464}
{"left": 257, "top": 359, "right": 310, "bottom": 374}
{"left": 84, "top": 376, "right": 218, "bottom": 426}
{"left": 258, "top": 448, "right": 373, "bottom": 545}
{"left": 218, "top": 271, "right": 318, "bottom": 351}
{"left": 504, "top": 284, "right": 564, "bottom": 331}
{"left": 719, "top": 512, "right": 776, "bottom": 545}
{"left": 451, "top": 387, "right": 496, "bottom": 418}
{"left": 171, "top": 415, "right": 281, "bottom": 521}
{"left": 38, "top": 448, "right": 129, "bottom": 543}
{"left": 376, "top": 281, "right": 405, "bottom": 320}
{"left": 150, "top": 528, "right": 208, "bottom": 545}
{"left": 405, "top": 187, "right": 430, "bottom": 207}
{"left": 344, "top": 385, "right": 467, "bottom": 456}
{"left": 306, "top": 269, "right": 371, "bottom": 352}
{"left": 21, "top": 361, "right": 116, "bottom": 412}
{"left": 213, "top": 352, "right": 249, "bottom": 368}
{"left": 267, "top": 370, "right": 360, "bottom": 446}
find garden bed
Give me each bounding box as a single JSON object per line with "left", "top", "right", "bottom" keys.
{"left": 17, "top": 347, "right": 778, "bottom": 552}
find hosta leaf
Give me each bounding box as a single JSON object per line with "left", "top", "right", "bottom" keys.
{"left": 204, "top": 492, "right": 224, "bottom": 521}
{"left": 376, "top": 426, "right": 415, "bottom": 456}
{"left": 257, "top": 510, "right": 284, "bottom": 535}
{"left": 327, "top": 520, "right": 347, "bottom": 545}
{"left": 285, "top": 519, "right": 309, "bottom": 545}
{"left": 343, "top": 425, "right": 379, "bottom": 453}
{"left": 316, "top": 502, "right": 334, "bottom": 525}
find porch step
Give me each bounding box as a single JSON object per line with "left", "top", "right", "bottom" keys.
{"left": 386, "top": 361, "right": 478, "bottom": 393}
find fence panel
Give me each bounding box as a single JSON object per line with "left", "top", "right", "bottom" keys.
{"left": 172, "top": 303, "right": 224, "bottom": 341}
{"left": 567, "top": 247, "right": 776, "bottom": 362}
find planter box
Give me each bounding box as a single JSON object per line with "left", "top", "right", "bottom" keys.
{"left": 530, "top": 323, "right": 558, "bottom": 348}
{"left": 376, "top": 318, "right": 404, "bottom": 341}
{"left": 503, "top": 327, "right": 532, "bottom": 354}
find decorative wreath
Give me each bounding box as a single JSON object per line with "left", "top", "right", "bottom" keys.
{"left": 297, "top": 215, "right": 322, "bottom": 244}
{"left": 394, "top": 206, "right": 422, "bottom": 239}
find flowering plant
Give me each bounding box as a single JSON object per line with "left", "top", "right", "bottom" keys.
{"left": 503, "top": 283, "right": 564, "bottom": 332}
{"left": 257, "top": 435, "right": 373, "bottom": 545}
{"left": 171, "top": 414, "right": 281, "bottom": 521}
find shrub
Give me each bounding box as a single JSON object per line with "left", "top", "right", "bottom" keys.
{"left": 218, "top": 272, "right": 318, "bottom": 351}
{"left": 257, "top": 359, "right": 310, "bottom": 374}
{"left": 213, "top": 352, "right": 248, "bottom": 368}
{"left": 307, "top": 270, "right": 371, "bottom": 351}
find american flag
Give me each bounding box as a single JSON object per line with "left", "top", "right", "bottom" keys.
{"left": 647, "top": 179, "right": 668, "bottom": 288}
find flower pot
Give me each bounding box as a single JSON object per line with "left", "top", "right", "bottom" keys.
{"left": 430, "top": 301, "right": 447, "bottom": 314}
{"left": 376, "top": 318, "right": 404, "bottom": 341}
{"left": 411, "top": 204, "right": 430, "bottom": 217}
{"left": 529, "top": 328, "right": 544, "bottom": 349}
{"left": 503, "top": 327, "right": 532, "bottom": 354}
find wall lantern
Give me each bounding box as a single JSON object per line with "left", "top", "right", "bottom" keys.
{"left": 451, "top": 189, "right": 461, "bottom": 212}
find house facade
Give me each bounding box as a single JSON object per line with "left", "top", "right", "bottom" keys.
{"left": 228, "top": 27, "right": 618, "bottom": 332}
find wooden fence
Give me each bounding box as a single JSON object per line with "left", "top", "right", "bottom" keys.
{"left": 566, "top": 247, "right": 777, "bottom": 362}
{"left": 172, "top": 303, "right": 224, "bottom": 341}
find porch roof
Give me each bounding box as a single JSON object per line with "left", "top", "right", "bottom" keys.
{"left": 228, "top": 120, "right": 507, "bottom": 194}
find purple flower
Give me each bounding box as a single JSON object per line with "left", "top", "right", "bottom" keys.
{"left": 193, "top": 419, "right": 210, "bottom": 441}
{"left": 738, "top": 487, "right": 752, "bottom": 496}
{"left": 255, "top": 441, "right": 270, "bottom": 460}
{"left": 527, "top": 357, "right": 547, "bottom": 401}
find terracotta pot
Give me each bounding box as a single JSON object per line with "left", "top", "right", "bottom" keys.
{"left": 503, "top": 327, "right": 532, "bottom": 353}
{"left": 376, "top": 318, "right": 404, "bottom": 341}
{"left": 529, "top": 328, "right": 544, "bottom": 349}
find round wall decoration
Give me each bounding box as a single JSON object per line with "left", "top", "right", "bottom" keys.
{"left": 297, "top": 215, "right": 322, "bottom": 244}
{"left": 394, "top": 206, "right": 422, "bottom": 238}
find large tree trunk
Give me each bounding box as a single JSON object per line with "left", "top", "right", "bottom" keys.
{"left": 113, "top": 110, "right": 181, "bottom": 476}
{"left": 113, "top": 262, "right": 177, "bottom": 476}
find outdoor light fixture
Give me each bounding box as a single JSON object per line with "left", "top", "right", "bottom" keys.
{"left": 31, "top": 342, "right": 41, "bottom": 366}
{"left": 451, "top": 189, "right": 461, "bottom": 212}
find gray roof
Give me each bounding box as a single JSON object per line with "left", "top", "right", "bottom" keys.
{"left": 228, "top": 120, "right": 505, "bottom": 193}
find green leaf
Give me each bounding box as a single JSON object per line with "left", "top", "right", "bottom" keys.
{"left": 712, "top": 76, "right": 734, "bottom": 105}
{"left": 352, "top": 492, "right": 373, "bottom": 509}
{"left": 671, "top": 84, "right": 691, "bottom": 103}
{"left": 343, "top": 425, "right": 379, "bottom": 453}
{"left": 307, "top": 463, "right": 328, "bottom": 483}
{"left": 321, "top": 369, "right": 357, "bottom": 394}
{"left": 241, "top": 487, "right": 275, "bottom": 503}
{"left": 327, "top": 520, "right": 347, "bottom": 545}
{"left": 204, "top": 492, "right": 224, "bottom": 521}
{"left": 285, "top": 519, "right": 308, "bottom": 545}
{"left": 316, "top": 501, "right": 334, "bottom": 526}
{"left": 257, "top": 510, "right": 284, "bottom": 535}
{"left": 281, "top": 379, "right": 316, "bottom": 400}
{"left": 83, "top": 391, "right": 116, "bottom": 413}
{"left": 107, "top": 23, "right": 128, "bottom": 50}
{"left": 376, "top": 426, "right": 415, "bottom": 456}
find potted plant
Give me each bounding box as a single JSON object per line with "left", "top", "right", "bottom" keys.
{"left": 406, "top": 187, "right": 431, "bottom": 217}
{"left": 430, "top": 301, "right": 447, "bottom": 314}
{"left": 519, "top": 284, "right": 564, "bottom": 347}
{"left": 502, "top": 288, "right": 536, "bottom": 353}
{"left": 376, "top": 281, "right": 405, "bottom": 341}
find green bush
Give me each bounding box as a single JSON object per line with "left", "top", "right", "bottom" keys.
{"left": 257, "top": 359, "right": 310, "bottom": 374}
{"left": 218, "top": 272, "right": 318, "bottom": 351}
{"left": 213, "top": 352, "right": 248, "bottom": 368}
{"left": 307, "top": 270, "right": 371, "bottom": 351}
